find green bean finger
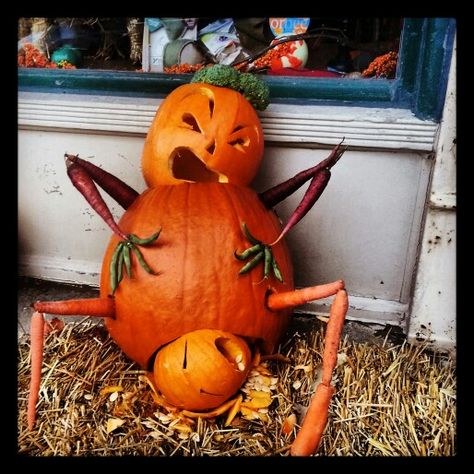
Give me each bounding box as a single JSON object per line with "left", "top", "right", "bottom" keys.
{"left": 239, "top": 251, "right": 265, "bottom": 275}
{"left": 234, "top": 243, "right": 263, "bottom": 261}
{"left": 242, "top": 223, "right": 262, "bottom": 245}
{"left": 131, "top": 245, "right": 156, "bottom": 274}
{"left": 110, "top": 242, "right": 124, "bottom": 294}
{"left": 270, "top": 249, "right": 284, "bottom": 283}
{"left": 263, "top": 246, "right": 272, "bottom": 279}
{"left": 116, "top": 248, "right": 124, "bottom": 285}
{"left": 123, "top": 244, "right": 132, "bottom": 278}
{"left": 128, "top": 229, "right": 161, "bottom": 246}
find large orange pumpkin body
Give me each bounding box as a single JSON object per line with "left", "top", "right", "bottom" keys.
{"left": 101, "top": 183, "right": 294, "bottom": 370}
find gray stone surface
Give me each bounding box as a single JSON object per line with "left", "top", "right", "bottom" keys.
{"left": 18, "top": 277, "right": 99, "bottom": 337}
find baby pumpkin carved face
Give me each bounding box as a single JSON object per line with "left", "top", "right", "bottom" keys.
{"left": 142, "top": 83, "right": 264, "bottom": 187}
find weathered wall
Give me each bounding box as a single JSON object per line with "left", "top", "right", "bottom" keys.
{"left": 408, "top": 41, "right": 456, "bottom": 351}
{"left": 18, "top": 127, "right": 430, "bottom": 328}
{"left": 18, "top": 79, "right": 455, "bottom": 348}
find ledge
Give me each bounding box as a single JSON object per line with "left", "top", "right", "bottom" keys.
{"left": 18, "top": 92, "right": 439, "bottom": 151}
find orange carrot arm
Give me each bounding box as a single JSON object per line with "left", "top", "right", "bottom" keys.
{"left": 267, "top": 280, "right": 344, "bottom": 312}
{"left": 27, "top": 312, "right": 45, "bottom": 430}
{"left": 290, "top": 383, "right": 334, "bottom": 456}
{"left": 33, "top": 297, "right": 115, "bottom": 318}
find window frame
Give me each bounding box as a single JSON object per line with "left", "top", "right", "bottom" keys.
{"left": 18, "top": 18, "right": 455, "bottom": 122}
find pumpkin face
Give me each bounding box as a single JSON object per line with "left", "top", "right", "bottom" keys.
{"left": 154, "top": 329, "right": 252, "bottom": 411}
{"left": 141, "top": 83, "right": 264, "bottom": 187}
{"left": 100, "top": 183, "right": 294, "bottom": 369}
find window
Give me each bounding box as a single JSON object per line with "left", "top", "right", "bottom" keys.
{"left": 18, "top": 18, "right": 455, "bottom": 121}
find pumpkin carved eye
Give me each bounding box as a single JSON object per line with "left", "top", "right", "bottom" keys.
{"left": 181, "top": 113, "right": 202, "bottom": 132}
{"left": 228, "top": 125, "right": 251, "bottom": 152}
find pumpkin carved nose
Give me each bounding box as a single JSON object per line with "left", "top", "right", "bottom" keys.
{"left": 206, "top": 140, "right": 216, "bottom": 154}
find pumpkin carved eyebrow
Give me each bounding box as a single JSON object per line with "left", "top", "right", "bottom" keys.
{"left": 208, "top": 97, "right": 214, "bottom": 117}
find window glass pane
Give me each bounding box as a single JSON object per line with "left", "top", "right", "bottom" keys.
{"left": 18, "top": 17, "right": 402, "bottom": 80}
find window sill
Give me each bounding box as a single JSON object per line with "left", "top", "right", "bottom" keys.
{"left": 18, "top": 91, "right": 438, "bottom": 151}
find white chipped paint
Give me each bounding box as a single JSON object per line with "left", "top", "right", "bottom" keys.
{"left": 408, "top": 38, "right": 456, "bottom": 352}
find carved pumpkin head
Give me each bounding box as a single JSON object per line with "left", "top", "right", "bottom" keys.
{"left": 141, "top": 83, "right": 264, "bottom": 187}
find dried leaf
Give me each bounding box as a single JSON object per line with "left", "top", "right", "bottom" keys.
{"left": 294, "top": 364, "right": 313, "bottom": 373}
{"left": 106, "top": 417, "right": 125, "bottom": 433}
{"left": 243, "top": 399, "right": 271, "bottom": 410}
{"left": 100, "top": 386, "right": 124, "bottom": 397}
{"left": 292, "top": 380, "right": 302, "bottom": 390}
{"left": 282, "top": 413, "right": 297, "bottom": 435}
{"left": 249, "top": 389, "right": 272, "bottom": 399}
{"left": 240, "top": 406, "right": 261, "bottom": 420}
{"left": 109, "top": 391, "right": 119, "bottom": 402}
{"left": 255, "top": 365, "right": 273, "bottom": 376}
{"left": 44, "top": 317, "right": 65, "bottom": 335}
{"left": 173, "top": 423, "right": 192, "bottom": 433}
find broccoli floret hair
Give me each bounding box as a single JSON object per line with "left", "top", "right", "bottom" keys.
{"left": 191, "top": 64, "right": 241, "bottom": 91}
{"left": 191, "top": 64, "right": 270, "bottom": 111}
{"left": 238, "top": 73, "right": 270, "bottom": 111}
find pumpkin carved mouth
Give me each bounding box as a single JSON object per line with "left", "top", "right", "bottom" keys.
{"left": 171, "top": 148, "right": 228, "bottom": 183}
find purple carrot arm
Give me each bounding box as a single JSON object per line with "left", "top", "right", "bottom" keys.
{"left": 66, "top": 157, "right": 128, "bottom": 240}
{"left": 65, "top": 154, "right": 139, "bottom": 209}
{"left": 271, "top": 169, "right": 331, "bottom": 246}
{"left": 259, "top": 140, "right": 346, "bottom": 209}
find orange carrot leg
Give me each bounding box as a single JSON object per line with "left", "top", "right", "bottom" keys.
{"left": 27, "top": 311, "right": 45, "bottom": 430}
{"left": 27, "top": 298, "right": 115, "bottom": 430}
{"left": 290, "top": 289, "right": 349, "bottom": 456}
{"left": 33, "top": 297, "right": 115, "bottom": 318}
{"left": 267, "top": 280, "right": 345, "bottom": 312}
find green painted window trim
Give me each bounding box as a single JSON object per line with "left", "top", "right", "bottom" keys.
{"left": 18, "top": 18, "right": 455, "bottom": 121}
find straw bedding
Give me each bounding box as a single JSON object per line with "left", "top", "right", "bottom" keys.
{"left": 17, "top": 318, "right": 456, "bottom": 456}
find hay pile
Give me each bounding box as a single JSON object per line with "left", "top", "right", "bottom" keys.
{"left": 17, "top": 318, "right": 456, "bottom": 456}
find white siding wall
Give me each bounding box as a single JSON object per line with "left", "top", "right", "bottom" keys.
{"left": 18, "top": 84, "right": 455, "bottom": 349}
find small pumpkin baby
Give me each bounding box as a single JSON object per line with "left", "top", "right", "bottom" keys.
{"left": 30, "top": 65, "right": 348, "bottom": 455}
